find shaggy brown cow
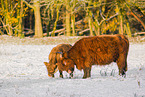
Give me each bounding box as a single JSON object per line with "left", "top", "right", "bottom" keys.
{"left": 44, "top": 44, "right": 73, "bottom": 78}
{"left": 58, "top": 34, "right": 129, "bottom": 79}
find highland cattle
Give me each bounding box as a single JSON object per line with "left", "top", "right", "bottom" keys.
{"left": 58, "top": 34, "right": 129, "bottom": 78}
{"left": 44, "top": 44, "right": 73, "bottom": 78}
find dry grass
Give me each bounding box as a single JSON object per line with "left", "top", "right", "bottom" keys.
{"left": 0, "top": 35, "right": 145, "bottom": 45}
{"left": 0, "top": 35, "right": 81, "bottom": 45}
{"left": 128, "top": 36, "right": 145, "bottom": 43}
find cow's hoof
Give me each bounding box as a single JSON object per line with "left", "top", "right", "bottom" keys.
{"left": 60, "top": 75, "right": 63, "bottom": 78}
{"left": 83, "top": 76, "right": 87, "bottom": 79}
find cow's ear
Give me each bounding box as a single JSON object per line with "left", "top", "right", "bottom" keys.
{"left": 44, "top": 62, "right": 50, "bottom": 66}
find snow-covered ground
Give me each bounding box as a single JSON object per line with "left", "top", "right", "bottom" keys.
{"left": 0, "top": 43, "right": 145, "bottom": 97}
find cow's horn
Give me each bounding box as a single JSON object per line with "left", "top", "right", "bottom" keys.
{"left": 56, "top": 52, "right": 63, "bottom": 58}
{"left": 56, "top": 52, "right": 63, "bottom": 54}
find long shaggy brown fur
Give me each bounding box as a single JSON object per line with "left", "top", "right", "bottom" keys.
{"left": 44, "top": 44, "right": 72, "bottom": 78}
{"left": 60, "top": 34, "right": 129, "bottom": 78}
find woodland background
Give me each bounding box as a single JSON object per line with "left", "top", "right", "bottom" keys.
{"left": 0, "top": 0, "right": 145, "bottom": 38}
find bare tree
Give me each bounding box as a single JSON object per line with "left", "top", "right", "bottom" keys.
{"left": 23, "top": 0, "right": 43, "bottom": 38}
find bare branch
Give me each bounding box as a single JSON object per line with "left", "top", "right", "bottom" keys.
{"left": 10, "top": 3, "right": 18, "bottom": 14}
{"left": 49, "top": 28, "right": 66, "bottom": 35}
{"left": 106, "top": 13, "right": 118, "bottom": 21}
{"left": 97, "top": 13, "right": 118, "bottom": 26}
{"left": 79, "top": 28, "right": 90, "bottom": 35}
{"left": 100, "top": 9, "right": 105, "bottom": 20}
{"left": 23, "top": 0, "right": 34, "bottom": 9}
{"left": 134, "top": 32, "right": 145, "bottom": 35}
{"left": 130, "top": 11, "right": 145, "bottom": 30}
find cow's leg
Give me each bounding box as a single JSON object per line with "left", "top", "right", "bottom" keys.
{"left": 83, "top": 67, "right": 91, "bottom": 79}
{"left": 86, "top": 67, "right": 91, "bottom": 78}
{"left": 51, "top": 74, "right": 54, "bottom": 77}
{"left": 83, "top": 60, "right": 92, "bottom": 79}
{"left": 69, "top": 72, "right": 73, "bottom": 79}
{"left": 83, "top": 68, "right": 87, "bottom": 79}
{"left": 59, "top": 70, "right": 63, "bottom": 78}
{"left": 117, "top": 54, "right": 128, "bottom": 77}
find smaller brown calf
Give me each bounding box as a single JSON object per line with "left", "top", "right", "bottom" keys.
{"left": 44, "top": 44, "right": 73, "bottom": 78}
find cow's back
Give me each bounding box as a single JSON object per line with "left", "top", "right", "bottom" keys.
{"left": 67, "top": 34, "right": 129, "bottom": 66}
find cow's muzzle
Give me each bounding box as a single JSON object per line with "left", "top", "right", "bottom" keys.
{"left": 68, "top": 68, "right": 74, "bottom": 78}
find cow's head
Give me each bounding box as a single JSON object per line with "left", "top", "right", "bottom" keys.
{"left": 44, "top": 62, "right": 58, "bottom": 77}
{"left": 57, "top": 52, "right": 75, "bottom": 78}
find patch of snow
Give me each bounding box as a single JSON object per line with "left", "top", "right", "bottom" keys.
{"left": 0, "top": 43, "right": 145, "bottom": 97}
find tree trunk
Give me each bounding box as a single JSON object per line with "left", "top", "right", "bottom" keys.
{"left": 5, "top": 0, "right": 13, "bottom": 36}
{"left": 17, "top": 0, "right": 23, "bottom": 37}
{"left": 71, "top": 0, "right": 76, "bottom": 36}
{"left": 119, "top": 15, "right": 123, "bottom": 35}
{"left": 33, "top": 0, "right": 43, "bottom": 38}
{"left": 71, "top": 14, "right": 76, "bottom": 36}
{"left": 52, "top": 5, "right": 60, "bottom": 36}
{"left": 88, "top": 15, "right": 93, "bottom": 36}
{"left": 126, "top": 22, "right": 132, "bottom": 37}
{"left": 116, "top": 4, "right": 124, "bottom": 35}
{"left": 65, "top": 0, "right": 71, "bottom": 36}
